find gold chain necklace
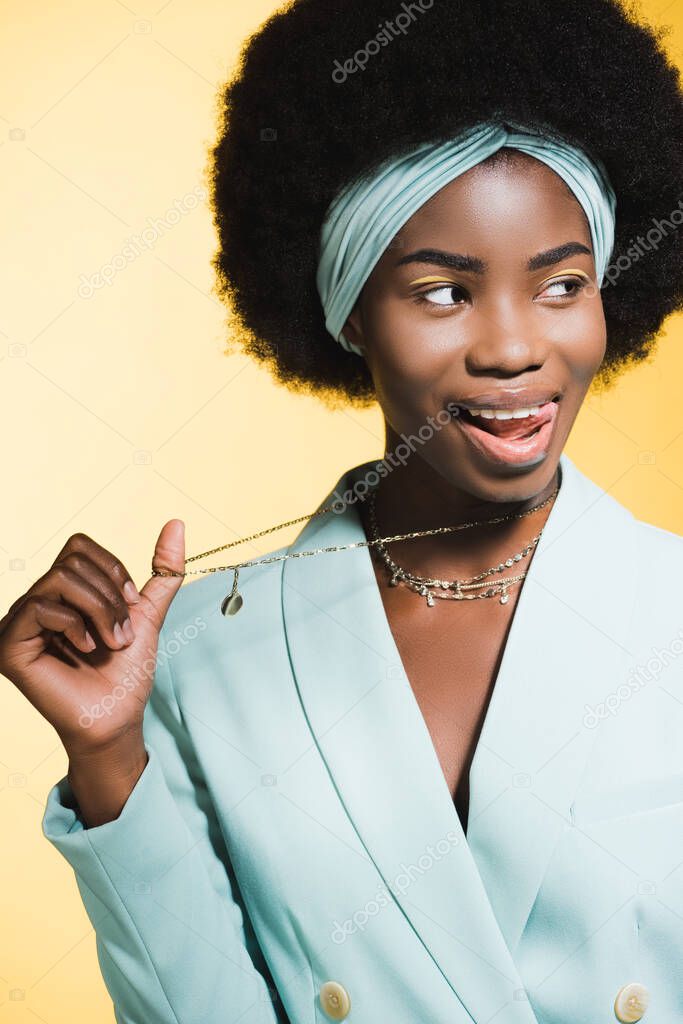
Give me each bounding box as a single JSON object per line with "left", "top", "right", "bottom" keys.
{"left": 151, "top": 479, "right": 560, "bottom": 617}
{"left": 368, "top": 486, "right": 545, "bottom": 606}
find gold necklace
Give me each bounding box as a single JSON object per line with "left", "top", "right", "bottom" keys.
{"left": 151, "top": 479, "right": 560, "bottom": 617}
{"left": 368, "top": 486, "right": 544, "bottom": 606}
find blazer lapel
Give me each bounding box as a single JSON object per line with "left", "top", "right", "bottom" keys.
{"left": 465, "top": 452, "right": 638, "bottom": 954}
{"left": 280, "top": 451, "right": 636, "bottom": 1022}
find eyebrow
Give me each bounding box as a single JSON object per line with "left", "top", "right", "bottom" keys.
{"left": 394, "top": 241, "right": 592, "bottom": 274}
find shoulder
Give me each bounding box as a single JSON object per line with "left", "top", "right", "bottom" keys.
{"left": 154, "top": 537, "right": 293, "bottom": 709}
{"left": 634, "top": 516, "right": 683, "bottom": 568}
{"left": 162, "top": 538, "right": 289, "bottom": 639}
{"left": 564, "top": 453, "right": 683, "bottom": 571}
{"left": 160, "top": 461, "right": 371, "bottom": 643}
{"left": 627, "top": 515, "right": 683, "bottom": 648}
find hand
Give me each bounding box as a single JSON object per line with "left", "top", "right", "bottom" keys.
{"left": 0, "top": 520, "right": 185, "bottom": 759}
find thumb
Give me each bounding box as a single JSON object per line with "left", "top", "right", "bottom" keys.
{"left": 139, "top": 519, "right": 186, "bottom": 625}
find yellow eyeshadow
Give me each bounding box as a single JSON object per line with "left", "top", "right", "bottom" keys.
{"left": 538, "top": 268, "right": 592, "bottom": 287}
{"left": 409, "top": 270, "right": 593, "bottom": 287}
{"left": 408, "top": 275, "right": 459, "bottom": 286}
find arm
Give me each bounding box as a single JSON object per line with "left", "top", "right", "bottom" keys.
{"left": 41, "top": 619, "right": 286, "bottom": 1024}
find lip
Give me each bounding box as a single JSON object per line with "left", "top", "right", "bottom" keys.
{"left": 453, "top": 399, "right": 560, "bottom": 467}
{"left": 449, "top": 388, "right": 562, "bottom": 412}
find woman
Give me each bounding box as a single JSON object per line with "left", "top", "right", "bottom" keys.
{"left": 2, "top": 0, "right": 682, "bottom": 1021}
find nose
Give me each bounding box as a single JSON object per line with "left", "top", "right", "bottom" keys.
{"left": 464, "top": 307, "right": 549, "bottom": 377}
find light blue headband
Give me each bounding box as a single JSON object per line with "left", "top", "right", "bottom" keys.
{"left": 315, "top": 121, "right": 617, "bottom": 356}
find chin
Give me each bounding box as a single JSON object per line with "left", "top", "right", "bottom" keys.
{"left": 437, "top": 445, "right": 563, "bottom": 506}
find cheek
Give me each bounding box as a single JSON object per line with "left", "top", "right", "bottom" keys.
{"left": 371, "top": 364, "right": 433, "bottom": 431}
{"left": 362, "top": 298, "right": 456, "bottom": 394}
{"left": 553, "top": 299, "right": 607, "bottom": 380}
{"left": 362, "top": 325, "right": 441, "bottom": 434}
{"left": 366, "top": 337, "right": 445, "bottom": 425}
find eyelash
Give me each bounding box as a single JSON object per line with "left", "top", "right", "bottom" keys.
{"left": 412, "top": 276, "right": 589, "bottom": 309}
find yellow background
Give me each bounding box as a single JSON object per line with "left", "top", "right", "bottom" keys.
{"left": 1, "top": 0, "right": 682, "bottom": 1019}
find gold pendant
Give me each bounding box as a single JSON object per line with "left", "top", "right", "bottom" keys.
{"left": 221, "top": 592, "right": 243, "bottom": 615}
{"left": 221, "top": 568, "right": 243, "bottom": 616}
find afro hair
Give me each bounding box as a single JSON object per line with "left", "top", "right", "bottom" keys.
{"left": 208, "top": 0, "right": 683, "bottom": 408}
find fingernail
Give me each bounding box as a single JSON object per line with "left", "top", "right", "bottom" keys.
{"left": 123, "top": 580, "right": 140, "bottom": 603}
{"left": 122, "top": 618, "right": 135, "bottom": 643}
{"left": 84, "top": 631, "right": 96, "bottom": 651}
{"left": 113, "top": 621, "right": 126, "bottom": 646}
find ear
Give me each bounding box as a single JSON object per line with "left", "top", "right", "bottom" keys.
{"left": 341, "top": 304, "right": 366, "bottom": 356}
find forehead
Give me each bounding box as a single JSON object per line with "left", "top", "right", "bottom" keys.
{"left": 388, "top": 152, "right": 591, "bottom": 255}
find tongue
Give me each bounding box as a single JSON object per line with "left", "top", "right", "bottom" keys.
{"left": 466, "top": 409, "right": 547, "bottom": 440}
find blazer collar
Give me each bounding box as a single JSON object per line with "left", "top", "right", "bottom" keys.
{"left": 281, "top": 451, "right": 637, "bottom": 1022}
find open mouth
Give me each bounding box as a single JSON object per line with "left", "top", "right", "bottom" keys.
{"left": 457, "top": 404, "right": 554, "bottom": 441}
{"left": 453, "top": 400, "right": 560, "bottom": 466}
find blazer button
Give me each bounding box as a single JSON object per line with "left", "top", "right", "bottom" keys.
{"left": 320, "top": 980, "right": 351, "bottom": 1020}
{"left": 614, "top": 982, "right": 650, "bottom": 1022}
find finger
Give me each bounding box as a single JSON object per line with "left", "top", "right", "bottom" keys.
{"left": 27, "top": 566, "right": 133, "bottom": 651}
{"left": 49, "top": 551, "right": 135, "bottom": 637}
{"left": 0, "top": 595, "right": 95, "bottom": 682}
{"left": 138, "top": 519, "right": 185, "bottom": 625}
{"left": 53, "top": 533, "right": 141, "bottom": 607}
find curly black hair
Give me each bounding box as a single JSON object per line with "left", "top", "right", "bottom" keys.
{"left": 207, "top": 0, "right": 683, "bottom": 409}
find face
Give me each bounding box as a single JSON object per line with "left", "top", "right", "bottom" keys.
{"left": 342, "top": 150, "right": 607, "bottom": 504}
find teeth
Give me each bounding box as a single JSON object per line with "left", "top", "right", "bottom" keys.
{"left": 467, "top": 406, "right": 541, "bottom": 419}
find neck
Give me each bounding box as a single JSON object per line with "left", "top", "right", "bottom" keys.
{"left": 358, "top": 424, "right": 561, "bottom": 580}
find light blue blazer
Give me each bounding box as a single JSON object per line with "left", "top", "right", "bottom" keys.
{"left": 42, "top": 451, "right": 683, "bottom": 1024}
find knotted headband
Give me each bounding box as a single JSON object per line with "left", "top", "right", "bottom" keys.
{"left": 315, "top": 121, "right": 617, "bottom": 356}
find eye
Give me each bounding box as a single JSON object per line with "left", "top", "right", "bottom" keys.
{"left": 536, "top": 276, "right": 588, "bottom": 301}
{"left": 414, "top": 283, "right": 468, "bottom": 308}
